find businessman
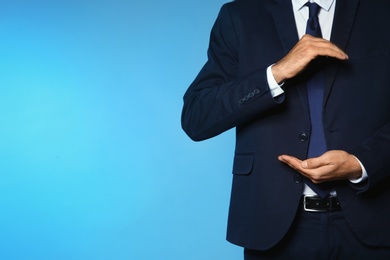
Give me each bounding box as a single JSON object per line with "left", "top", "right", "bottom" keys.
{"left": 182, "top": 0, "right": 390, "bottom": 258}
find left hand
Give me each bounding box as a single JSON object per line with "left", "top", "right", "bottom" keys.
{"left": 278, "top": 150, "right": 362, "bottom": 183}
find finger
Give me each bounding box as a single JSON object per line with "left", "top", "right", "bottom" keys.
{"left": 279, "top": 155, "right": 331, "bottom": 183}
{"left": 300, "top": 35, "right": 349, "bottom": 60}
{"left": 314, "top": 45, "right": 348, "bottom": 60}
{"left": 278, "top": 155, "right": 303, "bottom": 169}
{"left": 302, "top": 157, "right": 325, "bottom": 169}
{"left": 304, "top": 42, "right": 348, "bottom": 60}
{"left": 279, "top": 155, "right": 316, "bottom": 181}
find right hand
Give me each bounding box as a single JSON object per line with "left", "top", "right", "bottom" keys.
{"left": 271, "top": 34, "right": 349, "bottom": 84}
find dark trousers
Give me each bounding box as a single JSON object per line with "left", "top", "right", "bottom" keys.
{"left": 244, "top": 210, "right": 390, "bottom": 260}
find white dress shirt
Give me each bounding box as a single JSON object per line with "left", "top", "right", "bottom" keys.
{"left": 266, "top": 0, "right": 367, "bottom": 195}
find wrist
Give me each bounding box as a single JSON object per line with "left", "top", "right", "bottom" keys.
{"left": 271, "top": 63, "right": 286, "bottom": 84}
{"left": 349, "top": 156, "right": 368, "bottom": 183}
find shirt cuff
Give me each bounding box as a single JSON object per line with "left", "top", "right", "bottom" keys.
{"left": 266, "top": 65, "right": 284, "bottom": 97}
{"left": 349, "top": 156, "right": 368, "bottom": 184}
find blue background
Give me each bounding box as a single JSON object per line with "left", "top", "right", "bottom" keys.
{"left": 0, "top": 0, "right": 242, "bottom": 259}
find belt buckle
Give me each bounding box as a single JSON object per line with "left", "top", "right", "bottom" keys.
{"left": 303, "top": 195, "right": 327, "bottom": 212}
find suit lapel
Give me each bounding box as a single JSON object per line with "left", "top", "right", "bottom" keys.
{"left": 330, "top": 0, "right": 360, "bottom": 51}
{"left": 269, "top": 0, "right": 299, "bottom": 54}
{"left": 324, "top": 0, "right": 360, "bottom": 104}
{"left": 270, "top": 0, "right": 311, "bottom": 110}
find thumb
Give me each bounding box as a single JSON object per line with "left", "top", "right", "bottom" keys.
{"left": 302, "top": 157, "right": 323, "bottom": 169}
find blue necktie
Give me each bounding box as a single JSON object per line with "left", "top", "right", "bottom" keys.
{"left": 306, "top": 2, "right": 322, "bottom": 37}
{"left": 305, "top": 2, "right": 331, "bottom": 198}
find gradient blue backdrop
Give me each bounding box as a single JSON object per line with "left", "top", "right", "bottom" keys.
{"left": 0, "top": 1, "right": 242, "bottom": 259}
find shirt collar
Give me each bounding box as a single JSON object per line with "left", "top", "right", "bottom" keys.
{"left": 292, "top": 0, "right": 335, "bottom": 12}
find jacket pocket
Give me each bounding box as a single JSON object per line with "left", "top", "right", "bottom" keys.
{"left": 232, "top": 153, "right": 254, "bottom": 175}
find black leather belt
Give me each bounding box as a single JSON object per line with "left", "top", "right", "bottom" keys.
{"left": 302, "top": 195, "right": 341, "bottom": 212}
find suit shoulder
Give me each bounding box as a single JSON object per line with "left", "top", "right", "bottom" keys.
{"left": 225, "top": 0, "right": 271, "bottom": 8}
{"left": 222, "top": 0, "right": 271, "bottom": 17}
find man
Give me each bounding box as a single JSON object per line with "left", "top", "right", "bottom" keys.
{"left": 182, "top": 0, "right": 390, "bottom": 258}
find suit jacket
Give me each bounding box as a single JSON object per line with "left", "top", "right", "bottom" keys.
{"left": 181, "top": 0, "right": 390, "bottom": 250}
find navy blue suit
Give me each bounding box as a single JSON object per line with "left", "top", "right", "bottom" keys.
{"left": 182, "top": 0, "right": 390, "bottom": 250}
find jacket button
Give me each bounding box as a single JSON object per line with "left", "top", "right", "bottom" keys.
{"left": 299, "top": 133, "right": 309, "bottom": 142}
{"left": 294, "top": 174, "right": 303, "bottom": 184}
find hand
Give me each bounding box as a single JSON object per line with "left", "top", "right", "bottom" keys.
{"left": 278, "top": 150, "right": 362, "bottom": 183}
{"left": 271, "top": 35, "right": 349, "bottom": 84}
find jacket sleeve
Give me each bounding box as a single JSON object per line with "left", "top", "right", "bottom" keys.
{"left": 348, "top": 122, "right": 390, "bottom": 193}
{"left": 181, "top": 4, "right": 283, "bottom": 141}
